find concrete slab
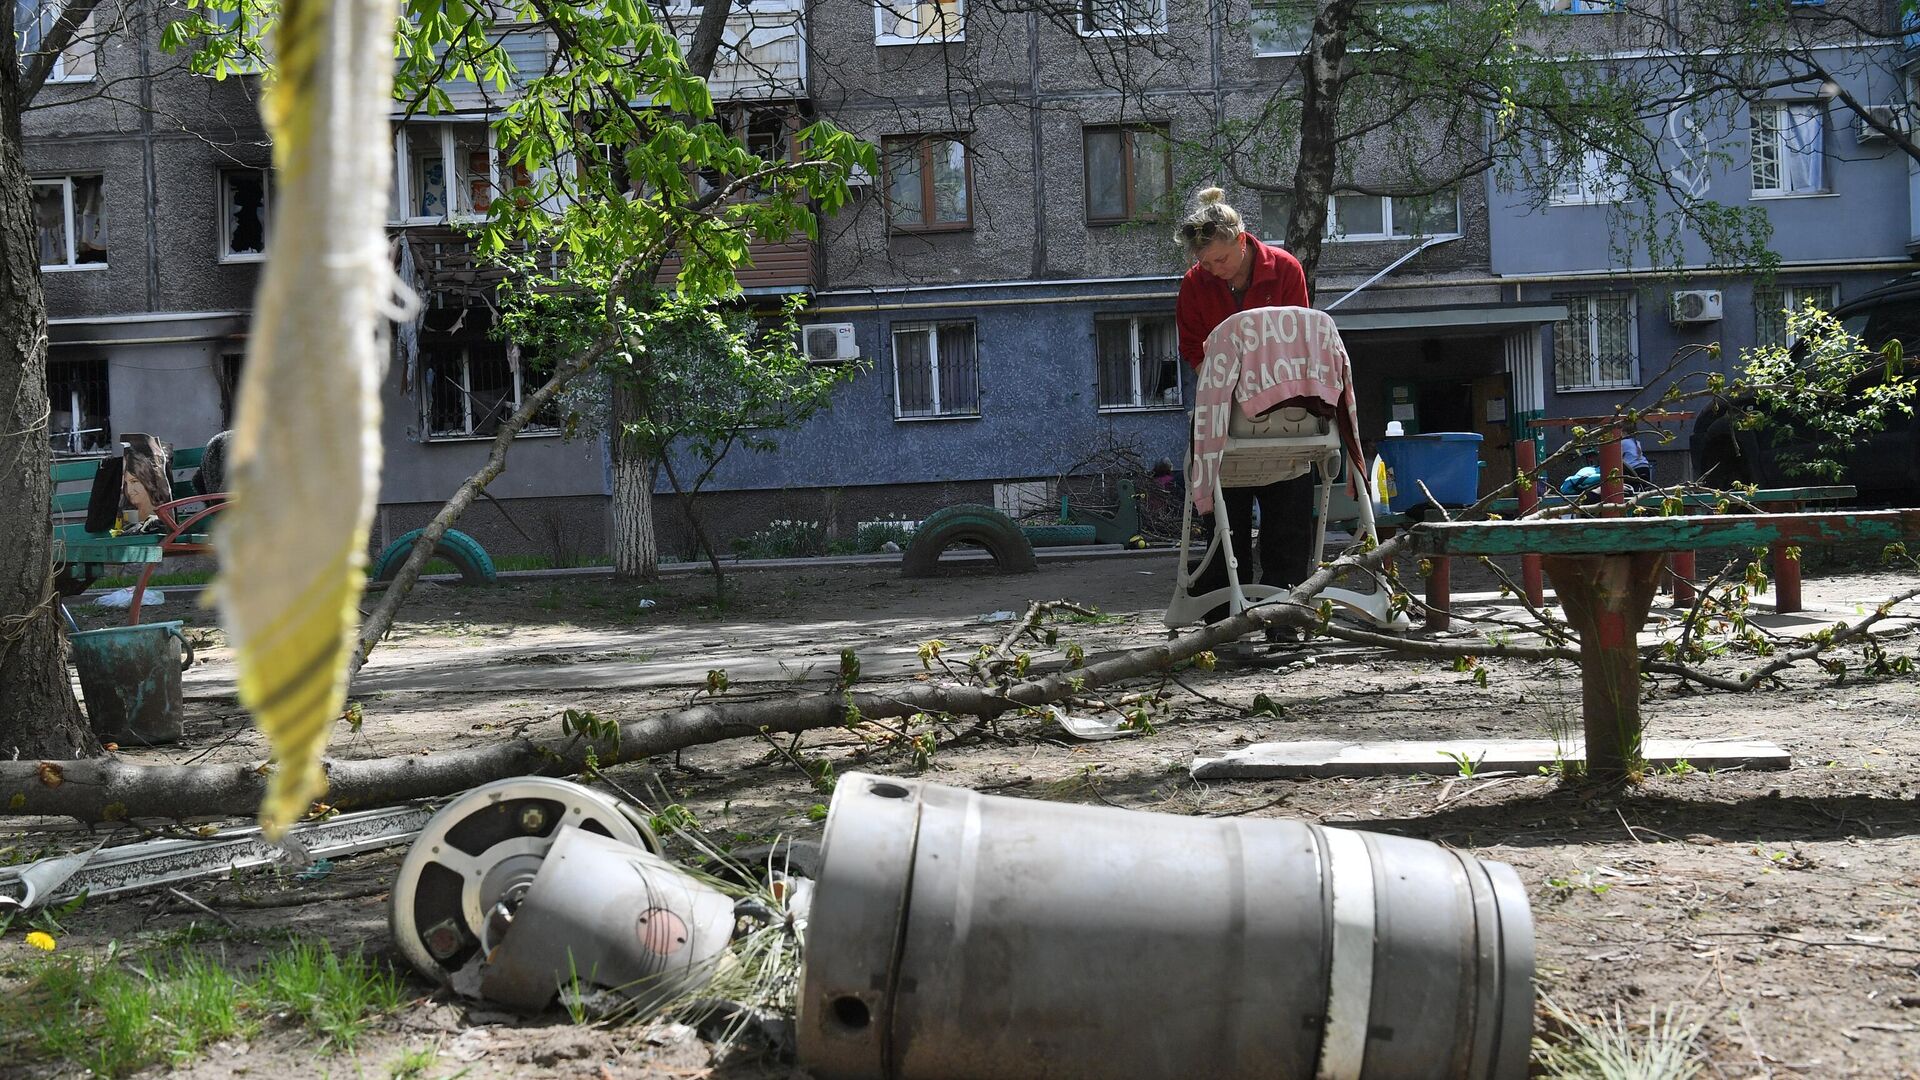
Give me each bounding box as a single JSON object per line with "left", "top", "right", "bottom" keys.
{"left": 1191, "top": 737, "right": 1790, "bottom": 780}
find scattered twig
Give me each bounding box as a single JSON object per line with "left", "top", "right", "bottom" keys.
{"left": 165, "top": 887, "right": 237, "bottom": 928}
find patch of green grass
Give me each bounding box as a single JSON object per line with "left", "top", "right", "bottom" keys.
{"left": 2, "top": 938, "right": 410, "bottom": 1077}
{"left": 89, "top": 568, "right": 218, "bottom": 590}
{"left": 388, "top": 1044, "right": 441, "bottom": 1079}
{"left": 252, "top": 942, "right": 409, "bottom": 1051}
{"left": 1535, "top": 995, "right": 1704, "bottom": 1080}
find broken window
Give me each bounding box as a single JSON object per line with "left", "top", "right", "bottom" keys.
{"left": 32, "top": 175, "right": 106, "bottom": 269}
{"left": 221, "top": 169, "right": 269, "bottom": 259}
{"left": 423, "top": 342, "right": 559, "bottom": 439}
{"left": 1751, "top": 102, "right": 1825, "bottom": 197}
{"left": 875, "top": 0, "right": 963, "bottom": 43}
{"left": 48, "top": 357, "right": 110, "bottom": 456}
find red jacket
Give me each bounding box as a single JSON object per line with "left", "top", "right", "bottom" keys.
{"left": 1176, "top": 235, "right": 1310, "bottom": 370}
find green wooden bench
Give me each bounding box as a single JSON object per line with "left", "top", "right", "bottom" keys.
{"left": 1405, "top": 510, "right": 1920, "bottom": 779}
{"left": 51, "top": 445, "right": 227, "bottom": 623}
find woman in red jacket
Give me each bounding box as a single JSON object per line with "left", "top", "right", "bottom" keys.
{"left": 1175, "top": 187, "right": 1313, "bottom": 640}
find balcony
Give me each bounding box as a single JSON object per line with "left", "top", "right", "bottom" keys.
{"left": 656, "top": 239, "right": 814, "bottom": 294}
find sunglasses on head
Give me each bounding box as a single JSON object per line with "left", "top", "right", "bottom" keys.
{"left": 1181, "top": 222, "right": 1220, "bottom": 243}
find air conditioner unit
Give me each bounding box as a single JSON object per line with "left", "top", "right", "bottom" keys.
{"left": 1857, "top": 104, "right": 1909, "bottom": 144}
{"left": 802, "top": 322, "right": 860, "bottom": 363}
{"left": 1669, "top": 289, "right": 1724, "bottom": 325}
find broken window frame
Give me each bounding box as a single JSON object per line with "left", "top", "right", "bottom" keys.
{"left": 48, "top": 356, "right": 111, "bottom": 457}
{"left": 32, "top": 175, "right": 107, "bottom": 270}
{"left": 421, "top": 342, "right": 561, "bottom": 441}
{"left": 219, "top": 167, "right": 270, "bottom": 262}
{"left": 391, "top": 120, "right": 503, "bottom": 225}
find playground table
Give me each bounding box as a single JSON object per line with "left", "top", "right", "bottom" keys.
{"left": 50, "top": 446, "right": 227, "bottom": 625}
{"left": 1398, "top": 485, "right": 1858, "bottom": 630}
{"left": 1404, "top": 510, "right": 1920, "bottom": 779}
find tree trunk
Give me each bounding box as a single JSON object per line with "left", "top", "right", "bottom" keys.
{"left": 1287, "top": 0, "right": 1361, "bottom": 292}
{"left": 0, "top": 68, "right": 100, "bottom": 760}
{"left": 610, "top": 379, "right": 660, "bottom": 581}
{"left": 658, "top": 454, "right": 727, "bottom": 603}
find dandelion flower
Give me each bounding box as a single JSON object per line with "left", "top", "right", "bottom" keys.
{"left": 24, "top": 932, "right": 55, "bottom": 952}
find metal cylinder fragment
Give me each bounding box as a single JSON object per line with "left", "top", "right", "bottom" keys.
{"left": 798, "top": 772, "right": 1534, "bottom": 1080}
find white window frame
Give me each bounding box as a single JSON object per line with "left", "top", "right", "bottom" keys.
{"left": 422, "top": 343, "right": 557, "bottom": 440}
{"left": 204, "top": 6, "right": 269, "bottom": 75}
{"left": 391, "top": 121, "right": 500, "bottom": 225}
{"left": 1554, "top": 293, "right": 1640, "bottom": 392}
{"left": 1095, "top": 314, "right": 1182, "bottom": 411}
{"left": 1549, "top": 148, "right": 1626, "bottom": 205}
{"left": 1753, "top": 282, "right": 1838, "bottom": 347}
{"left": 1078, "top": 0, "right": 1167, "bottom": 37}
{"left": 218, "top": 167, "right": 270, "bottom": 263}
{"left": 1261, "top": 190, "right": 1461, "bottom": 242}
{"left": 1750, "top": 101, "right": 1827, "bottom": 199}
{"left": 1538, "top": 0, "right": 1624, "bottom": 12}
{"left": 891, "top": 321, "right": 980, "bottom": 420}
{"left": 32, "top": 175, "right": 106, "bottom": 271}
{"left": 15, "top": 0, "right": 97, "bottom": 83}
{"left": 1251, "top": 1, "right": 1444, "bottom": 57}
{"left": 874, "top": 0, "right": 964, "bottom": 45}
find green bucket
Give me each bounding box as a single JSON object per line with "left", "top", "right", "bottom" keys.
{"left": 68, "top": 620, "right": 195, "bottom": 746}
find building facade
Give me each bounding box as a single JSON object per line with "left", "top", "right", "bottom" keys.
{"left": 26, "top": 1, "right": 1918, "bottom": 565}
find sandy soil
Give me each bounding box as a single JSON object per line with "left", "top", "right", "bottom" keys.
{"left": 7, "top": 551, "right": 1920, "bottom": 1078}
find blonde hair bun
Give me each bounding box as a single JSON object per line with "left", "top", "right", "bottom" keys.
{"left": 1198, "top": 187, "right": 1226, "bottom": 204}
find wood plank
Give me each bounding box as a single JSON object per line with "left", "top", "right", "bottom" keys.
{"left": 53, "top": 537, "right": 163, "bottom": 565}
{"left": 1406, "top": 509, "right": 1920, "bottom": 556}
{"left": 1191, "top": 738, "right": 1789, "bottom": 781}
{"left": 1479, "top": 485, "right": 1855, "bottom": 516}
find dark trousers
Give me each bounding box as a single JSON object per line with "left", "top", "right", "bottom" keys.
{"left": 1191, "top": 473, "right": 1315, "bottom": 616}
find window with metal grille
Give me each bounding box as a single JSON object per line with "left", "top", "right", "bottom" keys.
{"left": 1751, "top": 103, "right": 1825, "bottom": 197}
{"left": 48, "top": 357, "right": 110, "bottom": 456}
{"left": 1079, "top": 0, "right": 1166, "bottom": 35}
{"left": 1553, "top": 293, "right": 1638, "bottom": 391}
{"left": 1084, "top": 125, "right": 1170, "bottom": 224}
{"left": 31, "top": 175, "right": 106, "bottom": 269}
{"left": 1753, "top": 283, "right": 1838, "bottom": 348}
{"left": 220, "top": 169, "right": 269, "bottom": 260}
{"left": 883, "top": 135, "right": 971, "bottom": 232}
{"left": 892, "top": 321, "right": 980, "bottom": 419}
{"left": 423, "top": 342, "right": 559, "bottom": 438}
{"left": 1096, "top": 315, "right": 1181, "bottom": 410}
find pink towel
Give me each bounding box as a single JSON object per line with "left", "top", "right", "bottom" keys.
{"left": 1188, "top": 306, "right": 1369, "bottom": 514}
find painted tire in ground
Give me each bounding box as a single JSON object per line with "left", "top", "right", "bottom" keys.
{"left": 1020, "top": 524, "right": 1098, "bottom": 547}
{"left": 373, "top": 528, "right": 498, "bottom": 584}
{"left": 902, "top": 505, "right": 1037, "bottom": 577}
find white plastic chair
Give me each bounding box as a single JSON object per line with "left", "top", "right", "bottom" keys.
{"left": 1165, "top": 391, "right": 1409, "bottom": 633}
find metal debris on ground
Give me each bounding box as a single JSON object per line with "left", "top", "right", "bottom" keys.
{"left": 0, "top": 804, "right": 434, "bottom": 910}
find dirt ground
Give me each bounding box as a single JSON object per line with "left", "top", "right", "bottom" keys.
{"left": 8, "top": 550, "right": 1920, "bottom": 1078}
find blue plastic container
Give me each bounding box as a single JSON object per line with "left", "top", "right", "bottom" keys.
{"left": 1379, "top": 433, "right": 1484, "bottom": 512}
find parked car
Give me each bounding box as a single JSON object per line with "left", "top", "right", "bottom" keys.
{"left": 1691, "top": 274, "right": 1920, "bottom": 505}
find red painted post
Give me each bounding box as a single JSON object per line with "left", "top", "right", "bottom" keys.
{"left": 1425, "top": 555, "right": 1451, "bottom": 631}
{"left": 1599, "top": 435, "right": 1625, "bottom": 516}
{"left": 1671, "top": 550, "right": 1697, "bottom": 606}
{"left": 1515, "top": 438, "right": 1544, "bottom": 607}
{"left": 1771, "top": 503, "right": 1804, "bottom": 613}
